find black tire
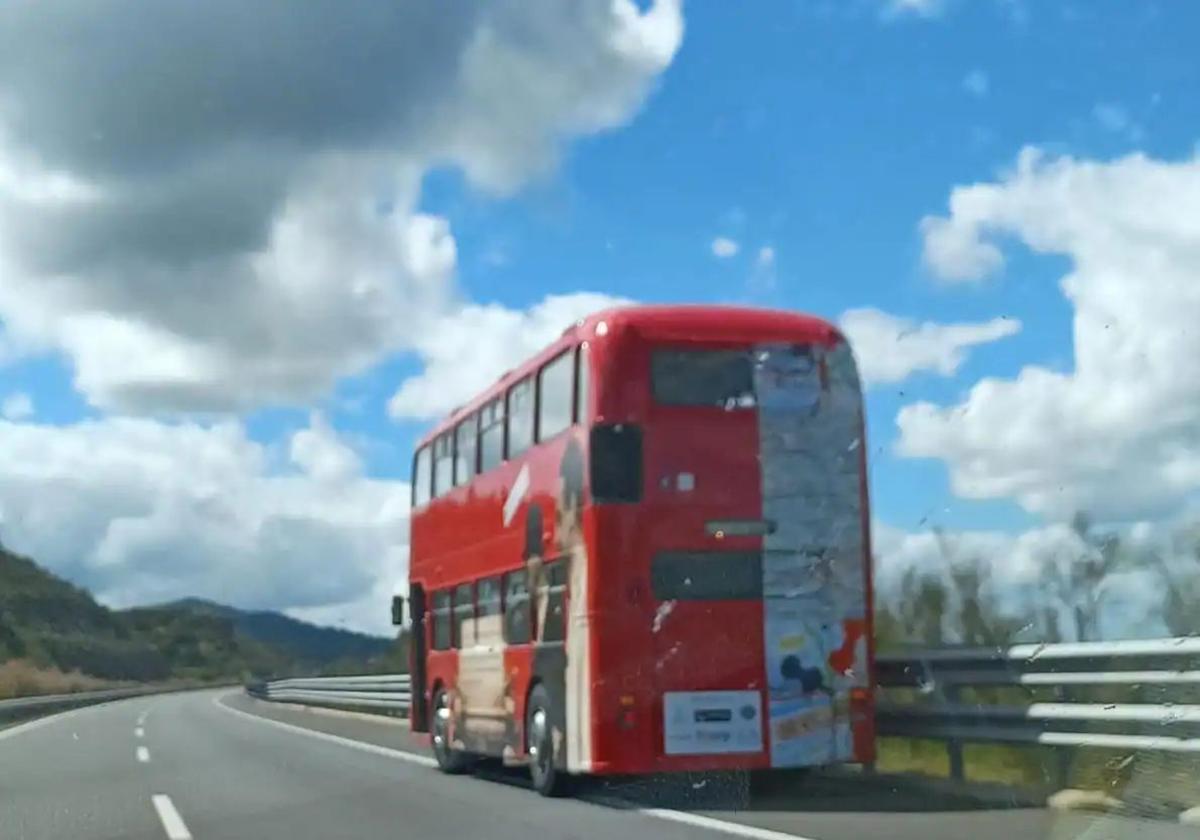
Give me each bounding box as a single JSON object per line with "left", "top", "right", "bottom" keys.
{"left": 526, "top": 684, "right": 569, "bottom": 797}
{"left": 430, "top": 688, "right": 472, "bottom": 774}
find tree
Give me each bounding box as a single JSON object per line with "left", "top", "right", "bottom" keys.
{"left": 878, "top": 531, "right": 1030, "bottom": 649}
{"left": 1125, "top": 528, "right": 1200, "bottom": 637}
{"left": 1036, "top": 512, "right": 1122, "bottom": 642}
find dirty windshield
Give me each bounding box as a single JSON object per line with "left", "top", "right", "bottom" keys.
{"left": 2, "top": 2, "right": 1198, "bottom": 840}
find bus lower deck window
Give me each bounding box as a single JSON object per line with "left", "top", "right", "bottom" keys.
{"left": 431, "top": 591, "right": 451, "bottom": 650}
{"left": 453, "top": 583, "right": 474, "bottom": 648}
{"left": 503, "top": 571, "right": 530, "bottom": 644}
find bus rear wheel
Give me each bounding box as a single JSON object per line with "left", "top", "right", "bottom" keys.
{"left": 526, "top": 684, "right": 569, "bottom": 797}
{"left": 430, "top": 689, "right": 471, "bottom": 774}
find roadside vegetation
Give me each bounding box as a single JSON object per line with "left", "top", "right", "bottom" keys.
{"left": 0, "top": 544, "right": 400, "bottom": 695}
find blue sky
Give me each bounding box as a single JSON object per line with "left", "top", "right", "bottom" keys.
{"left": 3, "top": 0, "right": 1199, "bottom": 631}
{"left": 306, "top": 0, "right": 1195, "bottom": 530}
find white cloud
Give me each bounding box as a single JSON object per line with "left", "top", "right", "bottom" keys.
{"left": 290, "top": 413, "right": 364, "bottom": 484}
{"left": 885, "top": 0, "right": 946, "bottom": 19}
{"left": 1, "top": 391, "right": 33, "bottom": 420}
{"left": 874, "top": 520, "right": 1056, "bottom": 599}
{"left": 711, "top": 237, "right": 740, "bottom": 258}
{"left": 920, "top": 211, "right": 1005, "bottom": 282}
{"left": 839, "top": 307, "right": 1020, "bottom": 387}
{"left": 902, "top": 148, "right": 1200, "bottom": 520}
{"left": 873, "top": 520, "right": 1170, "bottom": 641}
{"left": 0, "top": 414, "right": 408, "bottom": 635}
{"left": 962, "top": 69, "right": 990, "bottom": 97}
{"left": 388, "top": 292, "right": 629, "bottom": 422}
{"left": 756, "top": 245, "right": 777, "bottom": 268}
{"left": 0, "top": 1, "right": 683, "bottom": 413}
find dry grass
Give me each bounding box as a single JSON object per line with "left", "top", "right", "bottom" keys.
{"left": 0, "top": 658, "right": 115, "bottom": 700}
{"left": 878, "top": 736, "right": 1200, "bottom": 811}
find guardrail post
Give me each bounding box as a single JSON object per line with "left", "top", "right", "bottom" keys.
{"left": 944, "top": 683, "right": 965, "bottom": 781}
{"left": 1052, "top": 685, "right": 1072, "bottom": 790}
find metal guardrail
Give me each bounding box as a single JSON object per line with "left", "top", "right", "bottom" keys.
{"left": 875, "top": 636, "right": 1200, "bottom": 782}
{"left": 247, "top": 674, "right": 412, "bottom": 712}
{"left": 247, "top": 636, "right": 1200, "bottom": 785}
{"left": 0, "top": 685, "right": 179, "bottom": 723}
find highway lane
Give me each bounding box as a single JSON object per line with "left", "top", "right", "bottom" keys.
{"left": 0, "top": 688, "right": 1195, "bottom": 840}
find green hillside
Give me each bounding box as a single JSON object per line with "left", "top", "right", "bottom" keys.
{"left": 0, "top": 545, "right": 399, "bottom": 696}
{"left": 161, "top": 597, "right": 391, "bottom": 667}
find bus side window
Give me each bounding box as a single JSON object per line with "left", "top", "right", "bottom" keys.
{"left": 412, "top": 446, "right": 432, "bottom": 508}
{"left": 537, "top": 350, "right": 573, "bottom": 441}
{"left": 503, "top": 571, "right": 530, "bottom": 644}
{"left": 432, "top": 433, "right": 453, "bottom": 497}
{"left": 431, "top": 590, "right": 451, "bottom": 650}
{"left": 453, "top": 582, "right": 474, "bottom": 649}
{"left": 507, "top": 376, "right": 534, "bottom": 458}
{"left": 454, "top": 414, "right": 477, "bottom": 486}
{"left": 538, "top": 560, "right": 566, "bottom": 643}
{"left": 477, "top": 576, "right": 502, "bottom": 643}
{"left": 575, "top": 342, "right": 589, "bottom": 423}
{"left": 479, "top": 398, "right": 505, "bottom": 472}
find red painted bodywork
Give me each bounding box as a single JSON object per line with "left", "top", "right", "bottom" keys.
{"left": 408, "top": 305, "right": 876, "bottom": 775}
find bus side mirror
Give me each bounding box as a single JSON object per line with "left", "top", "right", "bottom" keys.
{"left": 391, "top": 595, "right": 405, "bottom": 626}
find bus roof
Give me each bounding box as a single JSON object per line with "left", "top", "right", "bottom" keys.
{"left": 414, "top": 304, "right": 842, "bottom": 448}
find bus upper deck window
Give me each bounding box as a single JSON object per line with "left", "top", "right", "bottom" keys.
{"left": 454, "top": 415, "right": 477, "bottom": 485}
{"left": 479, "top": 399, "right": 505, "bottom": 472}
{"left": 652, "top": 349, "right": 755, "bottom": 409}
{"left": 507, "top": 377, "right": 534, "bottom": 457}
{"left": 432, "top": 433, "right": 454, "bottom": 497}
{"left": 412, "top": 446, "right": 432, "bottom": 508}
{"left": 537, "top": 350, "right": 573, "bottom": 441}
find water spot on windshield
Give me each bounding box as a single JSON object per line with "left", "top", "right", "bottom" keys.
{"left": 653, "top": 599, "right": 677, "bottom": 633}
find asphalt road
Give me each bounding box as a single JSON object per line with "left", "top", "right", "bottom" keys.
{"left": 0, "top": 688, "right": 1192, "bottom": 840}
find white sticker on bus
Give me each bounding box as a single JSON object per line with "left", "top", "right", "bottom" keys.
{"left": 502, "top": 463, "right": 531, "bottom": 528}
{"left": 662, "top": 691, "right": 763, "bottom": 756}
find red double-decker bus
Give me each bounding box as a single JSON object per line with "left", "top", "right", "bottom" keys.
{"left": 403, "top": 305, "right": 875, "bottom": 796}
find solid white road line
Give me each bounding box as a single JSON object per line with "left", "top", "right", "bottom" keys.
{"left": 151, "top": 794, "right": 193, "bottom": 840}
{"left": 636, "top": 806, "right": 820, "bottom": 840}
{"left": 0, "top": 696, "right": 152, "bottom": 744}
{"left": 215, "top": 693, "right": 823, "bottom": 840}
{"left": 213, "top": 693, "right": 437, "bottom": 768}
{"left": 136, "top": 745, "right": 150, "bottom": 763}
{"left": 135, "top": 727, "right": 145, "bottom": 738}
{"left": 0, "top": 704, "right": 95, "bottom": 743}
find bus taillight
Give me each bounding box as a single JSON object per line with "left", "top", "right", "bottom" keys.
{"left": 618, "top": 694, "right": 637, "bottom": 730}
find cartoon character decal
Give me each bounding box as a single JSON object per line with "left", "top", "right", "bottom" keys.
{"left": 757, "top": 342, "right": 868, "bottom": 767}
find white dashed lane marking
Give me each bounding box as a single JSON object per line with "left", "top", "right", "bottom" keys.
{"left": 151, "top": 794, "right": 193, "bottom": 840}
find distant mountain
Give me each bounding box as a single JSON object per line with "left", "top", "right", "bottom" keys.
{"left": 161, "top": 598, "right": 391, "bottom": 666}
{"left": 0, "top": 547, "right": 172, "bottom": 683}
{"left": 0, "top": 545, "right": 400, "bottom": 695}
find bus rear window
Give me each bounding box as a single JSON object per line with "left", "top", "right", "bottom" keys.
{"left": 651, "top": 551, "right": 763, "bottom": 601}
{"left": 652, "top": 349, "right": 755, "bottom": 408}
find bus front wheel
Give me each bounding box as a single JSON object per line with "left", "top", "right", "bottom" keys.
{"left": 526, "top": 684, "right": 569, "bottom": 797}
{"left": 430, "top": 689, "right": 471, "bottom": 774}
